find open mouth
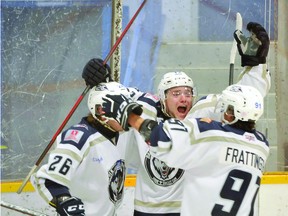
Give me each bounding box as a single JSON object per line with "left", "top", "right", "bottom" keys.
{"left": 177, "top": 106, "right": 187, "bottom": 113}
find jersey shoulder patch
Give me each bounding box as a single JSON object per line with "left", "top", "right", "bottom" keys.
{"left": 63, "top": 129, "right": 84, "bottom": 143}
{"left": 60, "top": 122, "right": 93, "bottom": 150}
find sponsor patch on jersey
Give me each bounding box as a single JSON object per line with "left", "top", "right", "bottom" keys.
{"left": 243, "top": 132, "right": 256, "bottom": 142}
{"left": 64, "top": 129, "right": 84, "bottom": 143}
{"left": 92, "top": 156, "right": 103, "bottom": 163}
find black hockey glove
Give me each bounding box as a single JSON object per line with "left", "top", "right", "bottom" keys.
{"left": 56, "top": 196, "right": 85, "bottom": 216}
{"left": 247, "top": 22, "right": 270, "bottom": 61}
{"left": 139, "top": 119, "right": 158, "bottom": 143}
{"left": 82, "top": 58, "right": 113, "bottom": 87}
{"left": 234, "top": 22, "right": 269, "bottom": 67}
{"left": 102, "top": 94, "right": 143, "bottom": 131}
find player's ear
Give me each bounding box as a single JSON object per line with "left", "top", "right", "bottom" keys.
{"left": 223, "top": 113, "right": 232, "bottom": 123}
{"left": 224, "top": 107, "right": 235, "bottom": 123}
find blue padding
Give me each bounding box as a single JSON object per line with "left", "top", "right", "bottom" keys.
{"left": 102, "top": 5, "right": 112, "bottom": 60}
{"left": 121, "top": 1, "right": 164, "bottom": 93}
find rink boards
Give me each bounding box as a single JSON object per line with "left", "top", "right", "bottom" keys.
{"left": 1, "top": 173, "right": 287, "bottom": 216}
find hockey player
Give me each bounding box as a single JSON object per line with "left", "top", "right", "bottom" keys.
{"left": 84, "top": 59, "right": 195, "bottom": 215}
{"left": 30, "top": 82, "right": 142, "bottom": 216}
{"left": 99, "top": 84, "right": 269, "bottom": 216}
{"left": 132, "top": 72, "right": 195, "bottom": 215}
{"left": 83, "top": 20, "right": 270, "bottom": 216}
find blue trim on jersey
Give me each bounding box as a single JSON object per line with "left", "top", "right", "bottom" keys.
{"left": 150, "top": 122, "right": 171, "bottom": 148}
{"left": 60, "top": 117, "right": 98, "bottom": 150}
{"left": 137, "top": 93, "right": 159, "bottom": 107}
{"left": 149, "top": 118, "right": 269, "bottom": 148}
{"left": 195, "top": 95, "right": 208, "bottom": 104}
{"left": 195, "top": 118, "right": 269, "bottom": 146}
{"left": 45, "top": 179, "right": 70, "bottom": 198}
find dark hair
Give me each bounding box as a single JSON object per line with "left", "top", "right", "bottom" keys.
{"left": 86, "top": 113, "right": 96, "bottom": 124}
{"left": 231, "top": 120, "right": 256, "bottom": 132}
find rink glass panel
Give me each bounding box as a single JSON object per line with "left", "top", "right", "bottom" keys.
{"left": 1, "top": 0, "right": 283, "bottom": 182}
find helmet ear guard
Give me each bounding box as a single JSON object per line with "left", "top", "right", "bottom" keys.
{"left": 216, "top": 84, "right": 264, "bottom": 125}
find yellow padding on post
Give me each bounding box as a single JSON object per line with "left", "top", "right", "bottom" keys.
{"left": 1, "top": 173, "right": 287, "bottom": 193}
{"left": 0, "top": 181, "right": 34, "bottom": 193}
{"left": 261, "top": 172, "right": 288, "bottom": 184}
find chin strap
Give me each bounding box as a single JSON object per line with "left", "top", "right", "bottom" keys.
{"left": 139, "top": 119, "right": 158, "bottom": 143}
{"left": 160, "top": 99, "right": 172, "bottom": 119}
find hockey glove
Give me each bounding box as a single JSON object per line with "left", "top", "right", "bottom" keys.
{"left": 234, "top": 22, "right": 269, "bottom": 67}
{"left": 139, "top": 119, "right": 158, "bottom": 143}
{"left": 102, "top": 94, "right": 143, "bottom": 131}
{"left": 56, "top": 196, "right": 85, "bottom": 216}
{"left": 247, "top": 22, "right": 270, "bottom": 61}
{"left": 82, "top": 58, "right": 113, "bottom": 87}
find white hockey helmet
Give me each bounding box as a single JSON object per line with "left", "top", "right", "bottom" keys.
{"left": 217, "top": 84, "right": 264, "bottom": 124}
{"left": 157, "top": 71, "right": 195, "bottom": 115}
{"left": 87, "top": 82, "right": 130, "bottom": 120}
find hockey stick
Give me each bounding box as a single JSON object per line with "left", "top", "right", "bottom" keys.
{"left": 1, "top": 200, "right": 48, "bottom": 216}
{"left": 229, "top": 12, "right": 242, "bottom": 85}
{"left": 17, "top": 0, "right": 147, "bottom": 194}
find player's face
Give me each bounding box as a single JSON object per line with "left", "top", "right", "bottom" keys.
{"left": 223, "top": 105, "right": 236, "bottom": 123}
{"left": 165, "top": 86, "right": 194, "bottom": 120}
{"left": 106, "top": 119, "right": 124, "bottom": 131}
{"left": 99, "top": 116, "right": 124, "bottom": 132}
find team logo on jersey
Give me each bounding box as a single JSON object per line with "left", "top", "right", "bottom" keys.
{"left": 108, "top": 159, "right": 126, "bottom": 206}
{"left": 144, "top": 152, "right": 184, "bottom": 186}
{"left": 64, "top": 130, "right": 84, "bottom": 143}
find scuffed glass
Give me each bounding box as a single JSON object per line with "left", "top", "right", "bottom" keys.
{"left": 1, "top": 0, "right": 113, "bottom": 180}
{"left": 0, "top": 0, "right": 282, "bottom": 183}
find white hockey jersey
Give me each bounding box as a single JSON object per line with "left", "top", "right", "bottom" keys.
{"left": 31, "top": 118, "right": 129, "bottom": 216}
{"left": 122, "top": 91, "right": 185, "bottom": 214}
{"left": 149, "top": 118, "right": 269, "bottom": 216}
